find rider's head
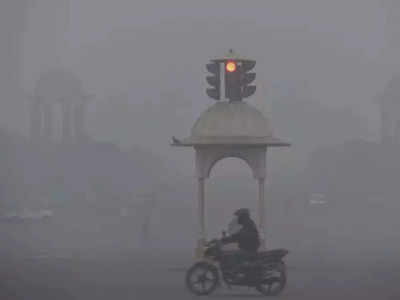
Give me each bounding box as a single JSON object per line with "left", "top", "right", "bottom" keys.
{"left": 234, "top": 208, "right": 250, "bottom": 224}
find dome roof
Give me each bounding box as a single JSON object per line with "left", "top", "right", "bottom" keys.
{"left": 192, "top": 101, "right": 272, "bottom": 137}
{"left": 176, "top": 101, "right": 289, "bottom": 146}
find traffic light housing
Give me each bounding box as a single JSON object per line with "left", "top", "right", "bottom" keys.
{"left": 240, "top": 60, "right": 256, "bottom": 98}
{"left": 224, "top": 59, "right": 256, "bottom": 101}
{"left": 206, "top": 61, "right": 220, "bottom": 100}
{"left": 206, "top": 53, "right": 256, "bottom": 101}
{"left": 225, "top": 60, "right": 241, "bottom": 101}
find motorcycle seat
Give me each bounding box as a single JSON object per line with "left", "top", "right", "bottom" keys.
{"left": 221, "top": 249, "right": 288, "bottom": 261}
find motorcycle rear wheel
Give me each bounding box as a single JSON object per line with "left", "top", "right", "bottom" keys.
{"left": 185, "top": 262, "right": 219, "bottom": 296}
{"left": 255, "top": 261, "right": 286, "bottom": 296}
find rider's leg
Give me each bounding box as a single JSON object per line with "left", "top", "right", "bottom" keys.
{"left": 235, "top": 250, "right": 249, "bottom": 269}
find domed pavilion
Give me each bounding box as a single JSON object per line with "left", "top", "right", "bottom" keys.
{"left": 172, "top": 55, "right": 290, "bottom": 258}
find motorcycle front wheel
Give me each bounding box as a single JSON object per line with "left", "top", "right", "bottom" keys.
{"left": 185, "top": 262, "right": 219, "bottom": 296}
{"left": 255, "top": 261, "right": 286, "bottom": 296}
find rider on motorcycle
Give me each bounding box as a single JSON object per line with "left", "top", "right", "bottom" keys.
{"left": 221, "top": 208, "right": 261, "bottom": 268}
{"left": 186, "top": 208, "right": 287, "bottom": 296}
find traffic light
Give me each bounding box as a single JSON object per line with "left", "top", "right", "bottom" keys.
{"left": 240, "top": 60, "right": 256, "bottom": 98}
{"left": 225, "top": 61, "right": 237, "bottom": 73}
{"left": 206, "top": 53, "right": 256, "bottom": 101}
{"left": 225, "top": 60, "right": 241, "bottom": 101}
{"left": 206, "top": 61, "right": 220, "bottom": 100}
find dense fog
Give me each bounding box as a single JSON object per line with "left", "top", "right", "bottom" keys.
{"left": 0, "top": 1, "right": 400, "bottom": 299}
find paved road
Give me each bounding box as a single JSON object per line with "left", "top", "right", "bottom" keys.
{"left": 0, "top": 221, "right": 399, "bottom": 300}
{"left": 0, "top": 252, "right": 399, "bottom": 300}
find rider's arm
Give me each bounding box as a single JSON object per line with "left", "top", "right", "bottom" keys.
{"left": 221, "top": 231, "right": 241, "bottom": 245}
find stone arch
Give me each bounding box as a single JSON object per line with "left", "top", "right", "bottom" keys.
{"left": 193, "top": 145, "right": 268, "bottom": 254}
{"left": 207, "top": 154, "right": 254, "bottom": 179}
{"left": 195, "top": 146, "right": 266, "bottom": 179}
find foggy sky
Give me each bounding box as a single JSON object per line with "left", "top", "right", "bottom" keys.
{"left": 22, "top": 0, "right": 391, "bottom": 108}
{"left": 3, "top": 0, "right": 400, "bottom": 175}
{"left": 2, "top": 1, "right": 400, "bottom": 273}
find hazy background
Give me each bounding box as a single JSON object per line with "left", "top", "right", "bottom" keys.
{"left": 1, "top": 0, "right": 400, "bottom": 268}
{"left": 12, "top": 0, "right": 400, "bottom": 170}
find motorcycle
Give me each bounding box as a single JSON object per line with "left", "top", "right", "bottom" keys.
{"left": 185, "top": 236, "right": 288, "bottom": 296}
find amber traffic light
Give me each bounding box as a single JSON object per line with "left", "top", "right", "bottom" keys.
{"left": 225, "top": 61, "right": 237, "bottom": 73}
{"left": 225, "top": 60, "right": 241, "bottom": 101}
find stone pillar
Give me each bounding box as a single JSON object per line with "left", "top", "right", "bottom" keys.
{"left": 61, "top": 99, "right": 72, "bottom": 142}
{"left": 396, "top": 120, "right": 400, "bottom": 144}
{"left": 74, "top": 97, "right": 88, "bottom": 142}
{"left": 43, "top": 102, "right": 53, "bottom": 140}
{"left": 30, "top": 96, "right": 42, "bottom": 139}
{"left": 258, "top": 177, "right": 266, "bottom": 250}
{"left": 196, "top": 177, "right": 206, "bottom": 259}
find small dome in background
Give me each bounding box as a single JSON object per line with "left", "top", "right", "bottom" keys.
{"left": 34, "top": 69, "right": 85, "bottom": 101}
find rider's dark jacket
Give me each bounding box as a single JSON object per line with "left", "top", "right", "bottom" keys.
{"left": 221, "top": 215, "right": 260, "bottom": 253}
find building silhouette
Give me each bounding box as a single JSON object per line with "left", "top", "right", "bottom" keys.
{"left": 0, "top": 1, "right": 28, "bottom": 130}
{"left": 30, "top": 70, "right": 90, "bottom": 143}
{"left": 379, "top": 75, "right": 400, "bottom": 144}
